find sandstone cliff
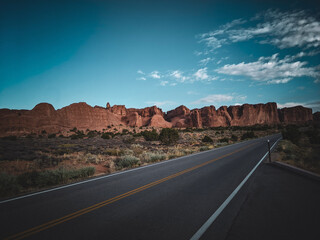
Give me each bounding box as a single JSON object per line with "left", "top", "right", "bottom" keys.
{"left": 278, "top": 106, "right": 313, "bottom": 124}
{"left": 0, "top": 102, "right": 314, "bottom": 136}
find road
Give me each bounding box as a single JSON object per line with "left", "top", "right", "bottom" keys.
{"left": 0, "top": 134, "right": 289, "bottom": 239}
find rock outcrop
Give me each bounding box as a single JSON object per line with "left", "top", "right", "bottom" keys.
{"left": 313, "top": 112, "right": 320, "bottom": 122}
{"left": 165, "top": 102, "right": 281, "bottom": 128}
{"left": 0, "top": 102, "right": 314, "bottom": 136}
{"left": 278, "top": 106, "right": 313, "bottom": 124}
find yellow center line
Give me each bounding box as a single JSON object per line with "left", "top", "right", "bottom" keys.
{"left": 5, "top": 142, "right": 257, "bottom": 240}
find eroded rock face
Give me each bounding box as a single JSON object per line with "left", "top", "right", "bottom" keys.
{"left": 0, "top": 101, "right": 314, "bottom": 136}
{"left": 314, "top": 112, "right": 320, "bottom": 122}
{"left": 278, "top": 106, "right": 313, "bottom": 124}
{"left": 165, "top": 102, "right": 281, "bottom": 128}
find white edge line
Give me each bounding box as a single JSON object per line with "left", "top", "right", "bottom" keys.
{"left": 190, "top": 137, "right": 282, "bottom": 240}
{"left": 0, "top": 134, "right": 281, "bottom": 204}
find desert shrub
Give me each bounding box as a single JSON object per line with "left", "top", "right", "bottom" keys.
{"left": 84, "top": 153, "right": 102, "bottom": 164}
{"left": 159, "top": 128, "right": 179, "bottom": 145}
{"left": 140, "top": 152, "right": 166, "bottom": 163}
{"left": 305, "top": 130, "right": 320, "bottom": 144}
{"left": 241, "top": 131, "right": 256, "bottom": 140}
{"left": 122, "top": 129, "right": 129, "bottom": 134}
{"left": 101, "top": 132, "right": 112, "bottom": 139}
{"left": 70, "top": 130, "right": 85, "bottom": 140}
{"left": 1, "top": 136, "right": 17, "bottom": 141}
{"left": 86, "top": 131, "right": 97, "bottom": 138}
{"left": 104, "top": 148, "right": 124, "bottom": 156}
{"left": 141, "top": 129, "right": 159, "bottom": 141}
{"left": 16, "top": 167, "right": 95, "bottom": 188}
{"left": 0, "top": 172, "right": 20, "bottom": 197}
{"left": 115, "top": 155, "right": 139, "bottom": 169}
{"left": 202, "top": 136, "right": 213, "bottom": 143}
{"left": 48, "top": 133, "right": 56, "bottom": 138}
{"left": 70, "top": 127, "right": 77, "bottom": 132}
{"left": 282, "top": 125, "right": 301, "bottom": 145}
{"left": 26, "top": 134, "right": 35, "bottom": 139}
{"left": 200, "top": 146, "right": 210, "bottom": 151}
{"left": 219, "top": 137, "right": 229, "bottom": 143}
{"left": 131, "top": 144, "right": 144, "bottom": 155}
{"left": 123, "top": 137, "right": 135, "bottom": 144}
{"left": 231, "top": 134, "right": 238, "bottom": 142}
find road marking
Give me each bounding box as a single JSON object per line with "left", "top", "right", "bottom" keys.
{"left": 190, "top": 137, "right": 282, "bottom": 240}
{"left": 0, "top": 135, "right": 268, "bottom": 204}
{"left": 4, "top": 142, "right": 258, "bottom": 240}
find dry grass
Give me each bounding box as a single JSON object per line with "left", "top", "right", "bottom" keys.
{"left": 275, "top": 139, "right": 320, "bottom": 175}
{"left": 0, "top": 125, "right": 279, "bottom": 198}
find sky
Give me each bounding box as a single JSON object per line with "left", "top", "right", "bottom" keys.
{"left": 0, "top": 0, "right": 320, "bottom": 112}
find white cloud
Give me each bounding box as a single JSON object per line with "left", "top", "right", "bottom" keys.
{"left": 137, "top": 77, "right": 146, "bottom": 81}
{"left": 192, "top": 94, "right": 234, "bottom": 104}
{"left": 194, "top": 68, "right": 209, "bottom": 80}
{"left": 170, "top": 70, "right": 188, "bottom": 82}
{"left": 198, "top": 9, "right": 320, "bottom": 51}
{"left": 187, "top": 91, "right": 199, "bottom": 95}
{"left": 146, "top": 101, "right": 176, "bottom": 107}
{"left": 150, "top": 71, "right": 161, "bottom": 79}
{"left": 199, "top": 57, "right": 212, "bottom": 66}
{"left": 277, "top": 102, "right": 304, "bottom": 108}
{"left": 137, "top": 70, "right": 145, "bottom": 75}
{"left": 216, "top": 53, "right": 320, "bottom": 84}
{"left": 277, "top": 101, "right": 320, "bottom": 112}
{"left": 160, "top": 80, "right": 168, "bottom": 86}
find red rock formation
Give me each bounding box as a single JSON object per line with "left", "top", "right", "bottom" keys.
{"left": 278, "top": 106, "right": 313, "bottom": 124}
{"left": 0, "top": 101, "right": 314, "bottom": 136}
{"left": 228, "top": 102, "right": 280, "bottom": 126}
{"left": 166, "top": 102, "right": 280, "bottom": 128}
{"left": 313, "top": 112, "right": 320, "bottom": 122}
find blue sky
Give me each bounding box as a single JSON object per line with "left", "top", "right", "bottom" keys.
{"left": 1, "top": 0, "right": 319, "bottom": 112}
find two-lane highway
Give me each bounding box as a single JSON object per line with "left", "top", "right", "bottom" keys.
{"left": 0, "top": 134, "right": 281, "bottom": 240}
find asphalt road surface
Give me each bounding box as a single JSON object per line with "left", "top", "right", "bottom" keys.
{"left": 3, "top": 134, "right": 316, "bottom": 240}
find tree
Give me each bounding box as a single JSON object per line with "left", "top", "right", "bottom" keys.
{"left": 202, "top": 136, "right": 213, "bottom": 143}
{"left": 141, "top": 129, "right": 159, "bottom": 141}
{"left": 159, "top": 128, "right": 179, "bottom": 145}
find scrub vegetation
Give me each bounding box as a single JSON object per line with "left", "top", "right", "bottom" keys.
{"left": 275, "top": 125, "right": 320, "bottom": 174}
{"left": 0, "top": 125, "right": 279, "bottom": 198}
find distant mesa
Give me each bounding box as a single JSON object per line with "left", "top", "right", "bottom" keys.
{"left": 0, "top": 101, "right": 316, "bottom": 136}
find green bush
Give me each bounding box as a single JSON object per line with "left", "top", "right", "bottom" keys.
{"left": 122, "top": 129, "right": 129, "bottom": 134}
{"left": 159, "top": 128, "right": 179, "bottom": 145}
{"left": 115, "top": 155, "right": 139, "bottom": 169}
{"left": 86, "top": 131, "right": 97, "bottom": 138}
{"left": 16, "top": 167, "right": 96, "bottom": 189}
{"left": 0, "top": 172, "right": 20, "bottom": 197}
{"left": 101, "top": 133, "right": 110, "bottom": 139}
{"left": 141, "top": 129, "right": 159, "bottom": 141}
{"left": 231, "top": 134, "right": 238, "bottom": 141}
{"left": 70, "top": 130, "right": 85, "bottom": 140}
{"left": 305, "top": 130, "right": 320, "bottom": 144}
{"left": 219, "top": 137, "right": 229, "bottom": 143}
{"left": 282, "top": 125, "right": 301, "bottom": 145}
{"left": 202, "top": 136, "right": 213, "bottom": 143}
{"left": 241, "top": 131, "right": 256, "bottom": 140}
{"left": 48, "top": 133, "right": 56, "bottom": 138}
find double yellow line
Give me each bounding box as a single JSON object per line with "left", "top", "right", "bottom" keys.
{"left": 6, "top": 142, "right": 256, "bottom": 240}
